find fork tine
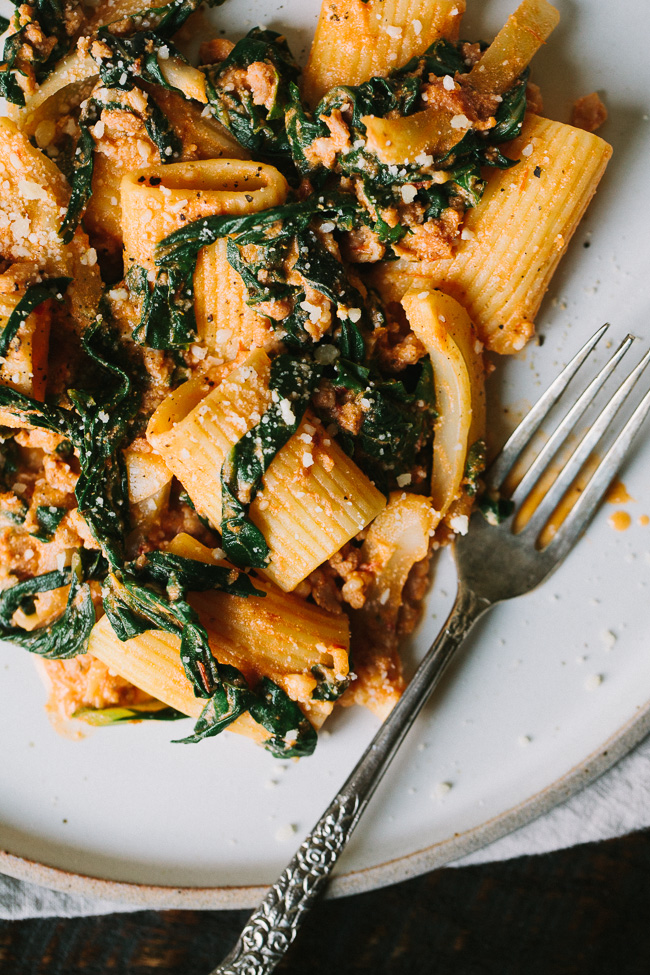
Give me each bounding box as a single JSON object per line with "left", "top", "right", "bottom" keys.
{"left": 518, "top": 347, "right": 650, "bottom": 541}
{"left": 485, "top": 324, "right": 609, "bottom": 491}
{"left": 511, "top": 334, "right": 635, "bottom": 506}
{"left": 546, "top": 382, "right": 650, "bottom": 562}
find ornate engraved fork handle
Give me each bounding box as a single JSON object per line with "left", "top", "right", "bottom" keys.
{"left": 211, "top": 584, "right": 491, "bottom": 975}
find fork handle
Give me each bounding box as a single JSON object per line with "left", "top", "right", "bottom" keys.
{"left": 210, "top": 584, "right": 491, "bottom": 975}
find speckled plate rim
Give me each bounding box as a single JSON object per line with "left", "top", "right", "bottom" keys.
{"left": 1, "top": 684, "right": 649, "bottom": 910}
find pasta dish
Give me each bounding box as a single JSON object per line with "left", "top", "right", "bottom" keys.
{"left": 0, "top": 0, "right": 611, "bottom": 757}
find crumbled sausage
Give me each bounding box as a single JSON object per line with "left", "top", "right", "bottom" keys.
{"left": 571, "top": 92, "right": 607, "bottom": 133}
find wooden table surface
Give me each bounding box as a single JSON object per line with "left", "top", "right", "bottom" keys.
{"left": 1, "top": 828, "right": 649, "bottom": 974}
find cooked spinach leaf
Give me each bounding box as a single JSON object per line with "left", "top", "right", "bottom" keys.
{"left": 68, "top": 316, "right": 140, "bottom": 567}
{"left": 0, "top": 557, "right": 95, "bottom": 659}
{"left": 143, "top": 551, "right": 261, "bottom": 598}
{"left": 324, "top": 355, "right": 436, "bottom": 491}
{"left": 311, "top": 664, "right": 350, "bottom": 702}
{"left": 0, "top": 567, "right": 70, "bottom": 622}
{"left": 249, "top": 677, "right": 318, "bottom": 758}
{"left": 103, "top": 562, "right": 258, "bottom": 741}
{"left": 203, "top": 28, "right": 300, "bottom": 164}
{"left": 32, "top": 505, "right": 67, "bottom": 542}
{"left": 173, "top": 668, "right": 255, "bottom": 743}
{"left": 0, "top": 385, "right": 75, "bottom": 436}
{"left": 0, "top": 0, "right": 74, "bottom": 106}
{"left": 0, "top": 277, "right": 71, "bottom": 356}
{"left": 0, "top": 436, "right": 27, "bottom": 525}
{"left": 479, "top": 494, "right": 514, "bottom": 525}
{"left": 464, "top": 439, "right": 487, "bottom": 497}
{"left": 59, "top": 107, "right": 97, "bottom": 244}
{"left": 286, "top": 39, "right": 527, "bottom": 246}
{"left": 153, "top": 201, "right": 369, "bottom": 355}
{"left": 59, "top": 0, "right": 219, "bottom": 237}
{"left": 129, "top": 261, "right": 198, "bottom": 350}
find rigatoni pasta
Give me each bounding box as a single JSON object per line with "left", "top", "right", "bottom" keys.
{"left": 303, "top": 0, "right": 465, "bottom": 106}
{"left": 148, "top": 349, "right": 386, "bottom": 590}
{"left": 0, "top": 0, "right": 611, "bottom": 758}
{"left": 373, "top": 116, "right": 612, "bottom": 353}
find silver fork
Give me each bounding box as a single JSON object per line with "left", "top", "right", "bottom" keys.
{"left": 210, "top": 324, "right": 650, "bottom": 975}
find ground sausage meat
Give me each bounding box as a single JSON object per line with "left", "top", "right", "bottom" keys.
{"left": 571, "top": 92, "right": 607, "bottom": 133}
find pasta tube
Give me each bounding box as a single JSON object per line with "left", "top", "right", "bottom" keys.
{"left": 349, "top": 492, "right": 436, "bottom": 718}
{"left": 360, "top": 0, "right": 559, "bottom": 168}
{"left": 121, "top": 159, "right": 285, "bottom": 357}
{"left": 0, "top": 119, "right": 101, "bottom": 335}
{"left": 147, "top": 349, "right": 386, "bottom": 591}
{"left": 303, "top": 0, "right": 465, "bottom": 106}
{"left": 88, "top": 533, "right": 350, "bottom": 740}
{"left": 401, "top": 287, "right": 485, "bottom": 519}
{"left": 467, "top": 0, "right": 560, "bottom": 95}
{"left": 193, "top": 239, "right": 271, "bottom": 360}
{"left": 370, "top": 115, "right": 612, "bottom": 353}
{"left": 121, "top": 158, "right": 289, "bottom": 270}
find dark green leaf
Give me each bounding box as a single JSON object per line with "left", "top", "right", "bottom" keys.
{"left": 0, "top": 0, "right": 72, "bottom": 105}
{"left": 464, "top": 439, "right": 487, "bottom": 497}
{"left": 173, "top": 664, "right": 254, "bottom": 743}
{"left": 0, "top": 560, "right": 95, "bottom": 659}
{"left": 249, "top": 677, "right": 318, "bottom": 758}
{"left": 143, "top": 551, "right": 262, "bottom": 598}
{"left": 491, "top": 71, "right": 529, "bottom": 144}
{"left": 479, "top": 494, "right": 514, "bottom": 525}
{"left": 204, "top": 28, "right": 300, "bottom": 164}
{"left": 0, "top": 568, "right": 70, "bottom": 624}
{"left": 0, "top": 278, "right": 71, "bottom": 356}
{"left": 60, "top": 121, "right": 96, "bottom": 244}
{"left": 311, "top": 664, "right": 350, "bottom": 702}
{"left": 32, "top": 505, "right": 67, "bottom": 542}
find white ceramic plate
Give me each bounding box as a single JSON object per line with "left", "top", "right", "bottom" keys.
{"left": 1, "top": 0, "right": 649, "bottom": 909}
